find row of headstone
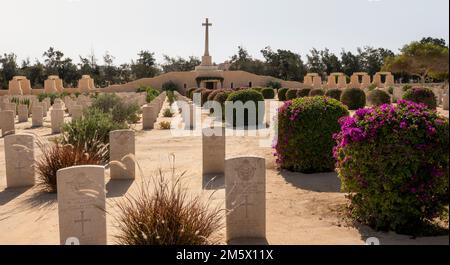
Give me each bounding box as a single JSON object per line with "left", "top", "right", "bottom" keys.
{"left": 142, "top": 92, "right": 166, "bottom": 130}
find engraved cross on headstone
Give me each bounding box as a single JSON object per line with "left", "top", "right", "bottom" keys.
{"left": 74, "top": 210, "right": 91, "bottom": 236}
{"left": 237, "top": 195, "right": 254, "bottom": 218}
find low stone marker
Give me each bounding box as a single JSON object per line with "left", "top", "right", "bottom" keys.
{"left": 1, "top": 110, "right": 15, "bottom": 137}
{"left": 202, "top": 126, "right": 225, "bottom": 175}
{"left": 32, "top": 106, "right": 44, "bottom": 127}
{"left": 225, "top": 156, "right": 266, "bottom": 242}
{"left": 142, "top": 105, "right": 156, "bottom": 129}
{"left": 18, "top": 104, "right": 28, "bottom": 122}
{"left": 109, "top": 129, "right": 135, "bottom": 180}
{"left": 57, "top": 165, "right": 107, "bottom": 245}
{"left": 51, "top": 109, "right": 65, "bottom": 134}
{"left": 4, "top": 133, "right": 35, "bottom": 188}
{"left": 71, "top": 105, "right": 83, "bottom": 121}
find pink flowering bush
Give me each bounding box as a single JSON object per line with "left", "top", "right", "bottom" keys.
{"left": 274, "top": 96, "right": 349, "bottom": 173}
{"left": 334, "top": 100, "right": 449, "bottom": 234}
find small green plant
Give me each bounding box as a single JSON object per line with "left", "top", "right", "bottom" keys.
{"left": 340, "top": 87, "right": 366, "bottom": 110}
{"left": 159, "top": 121, "right": 171, "bottom": 130}
{"left": 91, "top": 93, "right": 141, "bottom": 124}
{"left": 61, "top": 108, "right": 127, "bottom": 162}
{"left": 167, "top": 90, "right": 176, "bottom": 105}
{"left": 367, "top": 89, "right": 391, "bottom": 106}
{"left": 163, "top": 108, "right": 173, "bottom": 117}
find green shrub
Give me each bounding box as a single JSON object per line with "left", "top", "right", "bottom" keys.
{"left": 252, "top": 87, "right": 263, "bottom": 92}
{"left": 278, "top": 88, "right": 289, "bottom": 101}
{"left": 226, "top": 89, "right": 264, "bottom": 127}
{"left": 61, "top": 108, "right": 127, "bottom": 162}
{"left": 309, "top": 89, "right": 325, "bottom": 97}
{"left": 261, "top": 88, "right": 275, "bottom": 99}
{"left": 325, "top": 89, "right": 342, "bottom": 101}
{"left": 91, "top": 93, "right": 141, "bottom": 124}
{"left": 340, "top": 88, "right": 366, "bottom": 110}
{"left": 297, "top": 88, "right": 311, "bottom": 98}
{"left": 213, "top": 90, "right": 232, "bottom": 106}
{"left": 402, "top": 87, "right": 437, "bottom": 109}
{"left": 162, "top": 81, "right": 179, "bottom": 92}
{"left": 266, "top": 80, "right": 282, "bottom": 90}
{"left": 286, "top": 89, "right": 298, "bottom": 100}
{"left": 367, "top": 89, "right": 391, "bottom": 106}
{"left": 275, "top": 97, "right": 349, "bottom": 173}
{"left": 334, "top": 101, "right": 449, "bottom": 234}
{"left": 144, "top": 87, "right": 160, "bottom": 103}
{"left": 201, "top": 89, "right": 213, "bottom": 106}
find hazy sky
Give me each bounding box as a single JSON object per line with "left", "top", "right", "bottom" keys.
{"left": 0, "top": 0, "right": 448, "bottom": 65}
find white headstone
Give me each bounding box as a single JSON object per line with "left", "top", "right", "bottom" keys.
{"left": 31, "top": 106, "right": 44, "bottom": 127}
{"left": 202, "top": 126, "right": 225, "bottom": 175}
{"left": 225, "top": 156, "right": 266, "bottom": 242}
{"left": 109, "top": 129, "right": 135, "bottom": 180}
{"left": 4, "top": 134, "right": 35, "bottom": 188}
{"left": 1, "top": 110, "right": 15, "bottom": 137}
{"left": 57, "top": 165, "right": 107, "bottom": 245}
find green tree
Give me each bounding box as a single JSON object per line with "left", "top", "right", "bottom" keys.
{"left": 306, "top": 48, "right": 326, "bottom": 77}
{"left": 20, "top": 59, "right": 46, "bottom": 88}
{"left": 358, "top": 46, "right": 394, "bottom": 76}
{"left": 229, "top": 46, "right": 266, "bottom": 75}
{"left": 131, "top": 50, "right": 160, "bottom": 79}
{"left": 0, "top": 53, "right": 19, "bottom": 88}
{"left": 383, "top": 41, "right": 449, "bottom": 83}
{"left": 161, "top": 55, "right": 201, "bottom": 73}
{"left": 320, "top": 48, "right": 342, "bottom": 75}
{"left": 43, "top": 47, "right": 79, "bottom": 87}
{"left": 340, "top": 50, "right": 362, "bottom": 76}
{"left": 261, "top": 46, "right": 306, "bottom": 81}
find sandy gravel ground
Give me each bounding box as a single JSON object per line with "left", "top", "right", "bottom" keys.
{"left": 0, "top": 100, "right": 448, "bottom": 245}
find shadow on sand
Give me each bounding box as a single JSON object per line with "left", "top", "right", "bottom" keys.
{"left": 0, "top": 187, "right": 32, "bottom": 206}
{"left": 106, "top": 179, "right": 134, "bottom": 198}
{"left": 279, "top": 170, "right": 341, "bottom": 193}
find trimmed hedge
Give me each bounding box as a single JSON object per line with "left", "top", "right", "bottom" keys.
{"left": 341, "top": 88, "right": 366, "bottom": 110}
{"left": 297, "top": 88, "right": 311, "bottom": 98}
{"left": 275, "top": 96, "right": 349, "bottom": 173}
{"left": 261, "top": 88, "right": 275, "bottom": 99}
{"left": 402, "top": 87, "right": 437, "bottom": 109}
{"left": 286, "top": 89, "right": 298, "bottom": 100}
{"left": 334, "top": 100, "right": 449, "bottom": 234}
{"left": 309, "top": 89, "right": 325, "bottom": 97}
{"left": 226, "top": 89, "right": 264, "bottom": 127}
{"left": 367, "top": 89, "right": 391, "bottom": 106}
{"left": 278, "top": 88, "right": 289, "bottom": 101}
{"left": 325, "top": 89, "right": 342, "bottom": 101}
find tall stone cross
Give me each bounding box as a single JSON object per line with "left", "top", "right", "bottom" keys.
{"left": 202, "top": 18, "right": 212, "bottom": 57}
